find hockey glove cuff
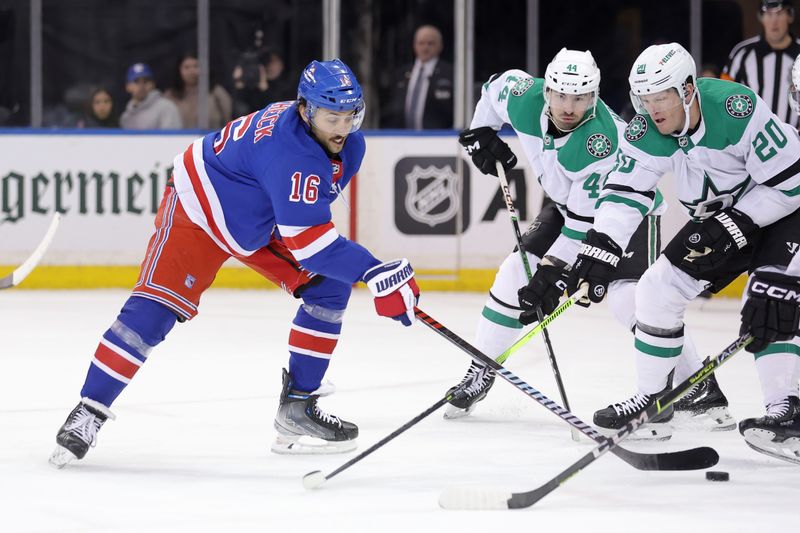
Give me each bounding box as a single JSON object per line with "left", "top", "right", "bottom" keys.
{"left": 458, "top": 126, "right": 518, "bottom": 176}
{"left": 518, "top": 256, "right": 571, "bottom": 325}
{"left": 681, "top": 208, "right": 757, "bottom": 276}
{"left": 363, "top": 259, "right": 420, "bottom": 327}
{"left": 572, "top": 229, "right": 622, "bottom": 305}
{"left": 740, "top": 270, "right": 800, "bottom": 353}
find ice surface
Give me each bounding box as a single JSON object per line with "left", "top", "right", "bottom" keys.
{"left": 1, "top": 289, "right": 798, "bottom": 532}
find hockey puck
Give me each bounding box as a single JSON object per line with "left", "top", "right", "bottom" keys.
{"left": 302, "top": 470, "right": 327, "bottom": 490}
{"left": 705, "top": 471, "right": 729, "bottom": 482}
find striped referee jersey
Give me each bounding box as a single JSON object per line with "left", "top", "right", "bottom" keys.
{"left": 722, "top": 34, "right": 800, "bottom": 126}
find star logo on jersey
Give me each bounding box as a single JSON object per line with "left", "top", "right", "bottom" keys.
{"left": 625, "top": 115, "right": 648, "bottom": 142}
{"left": 725, "top": 94, "right": 754, "bottom": 118}
{"left": 680, "top": 172, "right": 751, "bottom": 221}
{"left": 586, "top": 133, "right": 612, "bottom": 158}
{"left": 511, "top": 77, "right": 535, "bottom": 96}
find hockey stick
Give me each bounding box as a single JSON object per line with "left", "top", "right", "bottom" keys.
{"left": 438, "top": 334, "right": 752, "bottom": 510}
{"left": 496, "top": 161, "right": 579, "bottom": 441}
{"left": 0, "top": 213, "right": 61, "bottom": 290}
{"left": 302, "top": 290, "right": 588, "bottom": 490}
{"left": 416, "top": 306, "right": 719, "bottom": 472}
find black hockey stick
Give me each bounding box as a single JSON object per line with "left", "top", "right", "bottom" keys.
{"left": 438, "top": 334, "right": 752, "bottom": 510}
{"left": 496, "top": 161, "right": 579, "bottom": 441}
{"left": 415, "top": 306, "right": 719, "bottom": 472}
{"left": 303, "top": 291, "right": 586, "bottom": 490}
{"left": 0, "top": 213, "right": 60, "bottom": 289}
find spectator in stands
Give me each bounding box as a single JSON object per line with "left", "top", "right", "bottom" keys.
{"left": 381, "top": 24, "right": 454, "bottom": 129}
{"left": 120, "top": 63, "right": 182, "bottom": 130}
{"left": 722, "top": 0, "right": 800, "bottom": 125}
{"left": 80, "top": 87, "right": 118, "bottom": 128}
{"left": 232, "top": 48, "right": 294, "bottom": 117}
{"left": 165, "top": 53, "right": 232, "bottom": 130}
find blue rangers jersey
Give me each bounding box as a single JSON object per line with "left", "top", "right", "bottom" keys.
{"left": 171, "top": 101, "right": 380, "bottom": 283}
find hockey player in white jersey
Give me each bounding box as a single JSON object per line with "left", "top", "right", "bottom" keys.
{"left": 735, "top": 53, "right": 800, "bottom": 464}
{"left": 443, "top": 49, "right": 719, "bottom": 436}
{"left": 571, "top": 43, "right": 800, "bottom": 459}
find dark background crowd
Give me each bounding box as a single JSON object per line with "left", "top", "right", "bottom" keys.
{"left": 0, "top": 0, "right": 796, "bottom": 130}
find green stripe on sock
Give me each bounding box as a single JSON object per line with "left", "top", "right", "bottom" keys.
{"left": 754, "top": 343, "right": 800, "bottom": 359}
{"left": 481, "top": 306, "right": 523, "bottom": 329}
{"left": 635, "top": 338, "right": 682, "bottom": 358}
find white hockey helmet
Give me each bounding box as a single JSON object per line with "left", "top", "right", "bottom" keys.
{"left": 544, "top": 48, "right": 601, "bottom": 131}
{"left": 790, "top": 54, "right": 800, "bottom": 115}
{"left": 628, "top": 43, "right": 697, "bottom": 135}
{"left": 544, "top": 48, "right": 601, "bottom": 95}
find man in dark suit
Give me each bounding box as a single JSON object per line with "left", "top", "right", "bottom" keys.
{"left": 382, "top": 25, "right": 454, "bottom": 129}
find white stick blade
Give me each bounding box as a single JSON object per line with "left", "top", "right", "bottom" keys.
{"left": 302, "top": 470, "right": 327, "bottom": 490}
{"left": 438, "top": 487, "right": 512, "bottom": 510}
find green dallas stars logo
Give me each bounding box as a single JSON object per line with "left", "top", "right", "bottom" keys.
{"left": 586, "top": 133, "right": 612, "bottom": 158}
{"left": 625, "top": 115, "right": 648, "bottom": 142}
{"left": 636, "top": 64, "right": 646, "bottom": 74}
{"left": 679, "top": 172, "right": 751, "bottom": 220}
{"left": 725, "top": 94, "right": 754, "bottom": 118}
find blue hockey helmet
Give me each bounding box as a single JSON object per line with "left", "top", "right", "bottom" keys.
{"left": 297, "top": 59, "right": 365, "bottom": 133}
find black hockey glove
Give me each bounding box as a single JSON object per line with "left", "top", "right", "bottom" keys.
{"left": 571, "top": 229, "right": 622, "bottom": 305}
{"left": 518, "top": 257, "right": 571, "bottom": 325}
{"left": 458, "top": 126, "right": 517, "bottom": 177}
{"left": 681, "top": 208, "right": 758, "bottom": 276}
{"left": 740, "top": 270, "right": 800, "bottom": 353}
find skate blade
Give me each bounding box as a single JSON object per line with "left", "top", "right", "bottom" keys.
{"left": 596, "top": 423, "right": 672, "bottom": 442}
{"left": 743, "top": 429, "right": 800, "bottom": 465}
{"left": 673, "top": 407, "right": 736, "bottom": 432}
{"left": 443, "top": 404, "right": 475, "bottom": 420}
{"left": 49, "top": 445, "right": 78, "bottom": 469}
{"left": 270, "top": 434, "right": 357, "bottom": 455}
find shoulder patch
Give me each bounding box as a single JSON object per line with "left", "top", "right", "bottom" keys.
{"left": 586, "top": 133, "right": 612, "bottom": 158}
{"left": 725, "top": 94, "right": 754, "bottom": 118}
{"left": 511, "top": 77, "right": 535, "bottom": 96}
{"left": 625, "top": 115, "right": 648, "bottom": 142}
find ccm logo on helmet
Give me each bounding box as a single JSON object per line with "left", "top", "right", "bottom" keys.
{"left": 751, "top": 281, "right": 800, "bottom": 303}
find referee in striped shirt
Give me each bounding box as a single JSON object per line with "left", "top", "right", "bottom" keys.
{"left": 722, "top": 0, "right": 800, "bottom": 126}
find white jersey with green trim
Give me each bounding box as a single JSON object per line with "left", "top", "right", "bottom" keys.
{"left": 595, "top": 77, "right": 800, "bottom": 250}
{"left": 470, "top": 69, "right": 665, "bottom": 264}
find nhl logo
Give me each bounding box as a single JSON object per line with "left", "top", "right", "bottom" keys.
{"left": 625, "top": 115, "right": 648, "bottom": 142}
{"left": 544, "top": 134, "right": 553, "bottom": 147}
{"left": 404, "top": 164, "right": 461, "bottom": 227}
{"left": 725, "top": 94, "right": 753, "bottom": 118}
{"left": 678, "top": 136, "right": 689, "bottom": 148}
{"left": 586, "top": 133, "right": 612, "bottom": 158}
{"left": 511, "top": 77, "right": 535, "bottom": 96}
{"left": 688, "top": 233, "right": 702, "bottom": 244}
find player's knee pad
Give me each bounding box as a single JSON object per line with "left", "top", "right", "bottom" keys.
{"left": 607, "top": 280, "right": 636, "bottom": 331}
{"left": 116, "top": 296, "right": 179, "bottom": 349}
{"left": 300, "top": 277, "right": 351, "bottom": 316}
{"left": 489, "top": 250, "right": 541, "bottom": 308}
{"left": 635, "top": 256, "right": 705, "bottom": 330}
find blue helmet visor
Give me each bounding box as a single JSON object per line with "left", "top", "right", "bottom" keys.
{"left": 305, "top": 100, "right": 366, "bottom": 134}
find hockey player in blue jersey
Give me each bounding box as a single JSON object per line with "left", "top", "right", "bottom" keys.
{"left": 50, "top": 59, "right": 420, "bottom": 466}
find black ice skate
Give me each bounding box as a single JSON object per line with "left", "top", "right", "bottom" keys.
{"left": 271, "top": 368, "right": 358, "bottom": 455}
{"left": 49, "top": 398, "right": 115, "bottom": 468}
{"left": 673, "top": 374, "right": 736, "bottom": 431}
{"left": 739, "top": 396, "right": 800, "bottom": 465}
{"left": 593, "top": 384, "right": 674, "bottom": 441}
{"left": 443, "top": 362, "right": 496, "bottom": 420}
